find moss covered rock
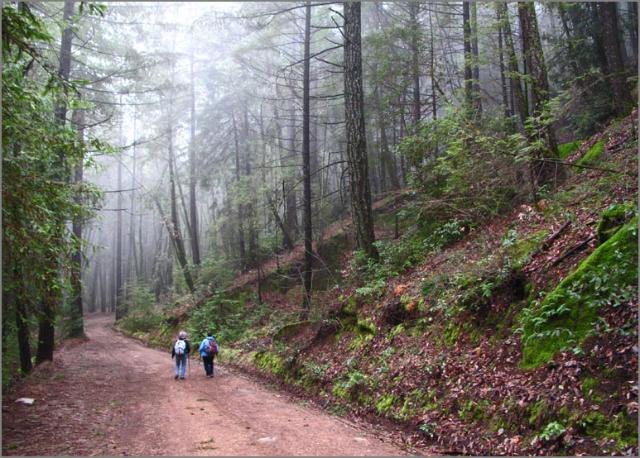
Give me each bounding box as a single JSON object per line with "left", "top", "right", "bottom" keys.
{"left": 576, "top": 138, "right": 605, "bottom": 166}
{"left": 596, "top": 202, "right": 636, "bottom": 244}
{"left": 521, "top": 217, "right": 638, "bottom": 368}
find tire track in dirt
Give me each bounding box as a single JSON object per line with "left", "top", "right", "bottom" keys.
{"left": 2, "top": 314, "right": 408, "bottom": 456}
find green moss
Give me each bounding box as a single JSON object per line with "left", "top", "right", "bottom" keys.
{"left": 331, "top": 383, "right": 350, "bottom": 400}
{"left": 332, "top": 370, "right": 368, "bottom": 400}
{"left": 254, "top": 351, "right": 285, "bottom": 376}
{"left": 397, "top": 389, "right": 436, "bottom": 420}
{"left": 507, "top": 229, "right": 549, "bottom": 268}
{"left": 443, "top": 321, "right": 461, "bottom": 346}
{"left": 521, "top": 218, "right": 638, "bottom": 368}
{"left": 273, "top": 320, "right": 312, "bottom": 341}
{"left": 355, "top": 319, "right": 376, "bottom": 337}
{"left": 578, "top": 411, "right": 638, "bottom": 450}
{"left": 558, "top": 140, "right": 581, "bottom": 159}
{"left": 596, "top": 202, "right": 636, "bottom": 244}
{"left": 375, "top": 394, "right": 399, "bottom": 415}
{"left": 580, "top": 377, "right": 602, "bottom": 401}
{"left": 458, "top": 399, "right": 491, "bottom": 423}
{"left": 576, "top": 139, "right": 605, "bottom": 166}
{"left": 390, "top": 323, "right": 405, "bottom": 337}
{"left": 528, "top": 400, "right": 549, "bottom": 427}
{"left": 348, "top": 322, "right": 376, "bottom": 351}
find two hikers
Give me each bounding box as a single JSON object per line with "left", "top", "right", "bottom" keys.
{"left": 198, "top": 332, "right": 219, "bottom": 377}
{"left": 171, "top": 330, "right": 191, "bottom": 380}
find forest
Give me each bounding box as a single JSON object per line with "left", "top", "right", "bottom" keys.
{"left": 2, "top": 1, "right": 638, "bottom": 456}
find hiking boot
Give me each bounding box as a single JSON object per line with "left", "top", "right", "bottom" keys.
{"left": 180, "top": 377, "right": 185, "bottom": 380}
{"left": 174, "top": 375, "right": 179, "bottom": 380}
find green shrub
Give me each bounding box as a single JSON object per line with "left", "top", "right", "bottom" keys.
{"left": 254, "top": 351, "right": 285, "bottom": 376}
{"left": 332, "top": 370, "right": 368, "bottom": 400}
{"left": 539, "top": 421, "right": 566, "bottom": 441}
{"left": 399, "top": 108, "right": 526, "bottom": 221}
{"left": 375, "top": 394, "right": 399, "bottom": 415}
{"left": 577, "top": 411, "right": 637, "bottom": 449}
{"left": 520, "top": 218, "right": 638, "bottom": 367}
{"left": 185, "top": 290, "right": 259, "bottom": 343}
{"left": 118, "top": 283, "right": 163, "bottom": 334}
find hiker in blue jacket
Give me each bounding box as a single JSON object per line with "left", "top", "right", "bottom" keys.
{"left": 198, "top": 332, "right": 219, "bottom": 378}
{"left": 171, "top": 331, "right": 191, "bottom": 380}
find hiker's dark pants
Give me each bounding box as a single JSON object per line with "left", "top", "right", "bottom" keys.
{"left": 203, "top": 355, "right": 214, "bottom": 376}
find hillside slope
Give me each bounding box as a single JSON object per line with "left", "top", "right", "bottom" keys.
{"left": 123, "top": 111, "right": 638, "bottom": 456}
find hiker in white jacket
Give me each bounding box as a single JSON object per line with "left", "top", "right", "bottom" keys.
{"left": 171, "top": 331, "right": 191, "bottom": 380}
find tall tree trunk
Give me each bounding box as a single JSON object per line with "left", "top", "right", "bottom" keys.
{"left": 497, "top": 10, "right": 510, "bottom": 117}
{"left": 273, "top": 96, "right": 295, "bottom": 250}
{"left": 7, "top": 259, "right": 32, "bottom": 374}
{"left": 285, "top": 101, "right": 299, "bottom": 240}
{"left": 462, "top": 2, "right": 474, "bottom": 116}
{"left": 301, "top": 0, "right": 314, "bottom": 315}
{"left": 600, "top": 2, "right": 632, "bottom": 115}
{"left": 409, "top": 1, "right": 421, "bottom": 126}
{"left": 589, "top": 3, "right": 611, "bottom": 75}
{"left": 518, "top": 1, "right": 561, "bottom": 191}
{"left": 115, "top": 97, "right": 124, "bottom": 320}
{"left": 37, "top": 0, "right": 75, "bottom": 364}
{"left": 344, "top": 1, "right": 378, "bottom": 260}
{"left": 129, "top": 110, "right": 139, "bottom": 281}
{"left": 428, "top": 7, "right": 437, "bottom": 120}
{"left": 471, "top": 1, "right": 482, "bottom": 115}
{"left": 167, "top": 124, "right": 195, "bottom": 293}
{"left": 497, "top": 2, "right": 527, "bottom": 127}
{"left": 189, "top": 46, "right": 201, "bottom": 266}
{"left": 99, "top": 262, "right": 107, "bottom": 313}
{"left": 629, "top": 2, "right": 638, "bottom": 67}
{"left": 243, "top": 107, "right": 258, "bottom": 268}
{"left": 557, "top": 4, "right": 581, "bottom": 76}
{"left": 373, "top": 81, "right": 399, "bottom": 190}
{"left": 231, "top": 111, "right": 247, "bottom": 271}
{"left": 69, "top": 107, "right": 85, "bottom": 337}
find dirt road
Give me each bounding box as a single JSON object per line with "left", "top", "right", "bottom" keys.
{"left": 2, "top": 315, "right": 407, "bottom": 456}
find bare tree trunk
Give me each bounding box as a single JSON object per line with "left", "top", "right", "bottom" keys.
{"left": 497, "top": 2, "right": 527, "bottom": 127}
{"left": 471, "top": 1, "right": 482, "bottom": 115}
{"left": 344, "top": 1, "right": 378, "bottom": 260}
{"left": 463, "top": 2, "right": 473, "bottom": 116}
{"left": 231, "top": 111, "right": 247, "bottom": 271}
{"left": 629, "top": 2, "right": 638, "bottom": 67}
{"left": 6, "top": 258, "right": 32, "bottom": 374}
{"left": 189, "top": 45, "right": 201, "bottom": 266}
{"left": 518, "top": 1, "right": 561, "bottom": 191}
{"left": 243, "top": 107, "right": 258, "bottom": 268}
{"left": 115, "top": 97, "right": 124, "bottom": 320}
{"left": 129, "top": 110, "right": 139, "bottom": 282}
{"left": 428, "top": 7, "right": 437, "bottom": 120}
{"left": 69, "top": 107, "right": 85, "bottom": 337}
{"left": 285, "top": 101, "right": 299, "bottom": 240}
{"left": 600, "top": 2, "right": 632, "bottom": 115}
{"left": 373, "top": 81, "right": 399, "bottom": 190}
{"left": 301, "top": 0, "right": 314, "bottom": 315}
{"left": 37, "top": 0, "right": 75, "bottom": 364}
{"left": 273, "top": 96, "right": 295, "bottom": 250}
{"left": 167, "top": 123, "right": 195, "bottom": 293}
{"left": 497, "top": 10, "right": 510, "bottom": 118}
{"left": 409, "top": 1, "right": 421, "bottom": 126}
